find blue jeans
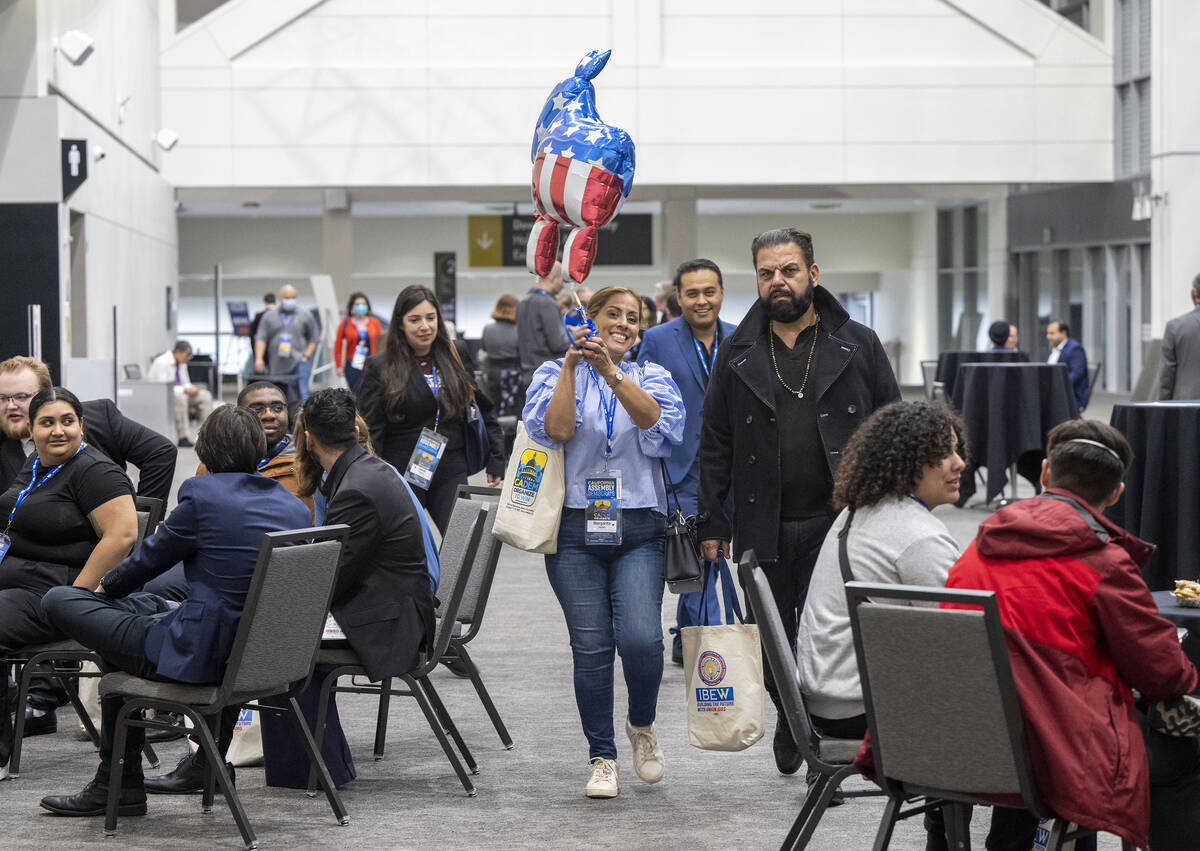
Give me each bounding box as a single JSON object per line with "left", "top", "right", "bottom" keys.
{"left": 546, "top": 508, "right": 666, "bottom": 760}
{"left": 296, "top": 359, "right": 313, "bottom": 398}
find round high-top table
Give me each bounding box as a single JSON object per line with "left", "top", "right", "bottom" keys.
{"left": 1107, "top": 401, "right": 1200, "bottom": 591}
{"left": 1152, "top": 590, "right": 1200, "bottom": 667}
{"left": 935, "top": 350, "right": 1029, "bottom": 401}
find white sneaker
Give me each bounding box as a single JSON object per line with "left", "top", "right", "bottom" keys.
{"left": 585, "top": 757, "right": 618, "bottom": 798}
{"left": 625, "top": 718, "right": 665, "bottom": 784}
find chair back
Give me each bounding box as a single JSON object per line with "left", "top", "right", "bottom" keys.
{"left": 221, "top": 525, "right": 350, "bottom": 702}
{"left": 844, "top": 581, "right": 1045, "bottom": 812}
{"left": 134, "top": 496, "right": 165, "bottom": 543}
{"left": 424, "top": 504, "right": 487, "bottom": 671}
{"left": 737, "top": 553, "right": 819, "bottom": 762}
{"left": 1087, "top": 359, "right": 1103, "bottom": 395}
{"left": 453, "top": 485, "right": 504, "bottom": 632}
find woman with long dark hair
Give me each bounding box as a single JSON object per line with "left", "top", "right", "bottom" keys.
{"left": 357, "top": 285, "right": 505, "bottom": 532}
{"left": 333, "top": 291, "right": 383, "bottom": 393}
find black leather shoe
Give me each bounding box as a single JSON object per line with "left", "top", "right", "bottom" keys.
{"left": 41, "top": 779, "right": 147, "bottom": 817}
{"left": 22, "top": 707, "right": 57, "bottom": 737}
{"left": 145, "top": 711, "right": 187, "bottom": 743}
{"left": 773, "top": 719, "right": 804, "bottom": 776}
{"left": 671, "top": 644, "right": 684, "bottom": 666}
{"left": 177, "top": 437, "right": 194, "bottom": 448}
{"left": 144, "top": 752, "right": 235, "bottom": 795}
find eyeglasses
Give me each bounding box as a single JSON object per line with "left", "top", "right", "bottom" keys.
{"left": 246, "top": 402, "right": 287, "bottom": 415}
{"left": 0, "top": 393, "right": 33, "bottom": 406}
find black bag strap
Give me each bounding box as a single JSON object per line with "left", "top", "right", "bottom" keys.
{"left": 837, "top": 507, "right": 857, "bottom": 585}
{"left": 659, "top": 458, "right": 685, "bottom": 518}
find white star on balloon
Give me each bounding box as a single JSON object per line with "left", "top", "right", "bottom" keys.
{"left": 587, "top": 157, "right": 606, "bottom": 168}
{"left": 584, "top": 127, "right": 604, "bottom": 144}
{"left": 536, "top": 124, "right": 548, "bottom": 142}
{"left": 551, "top": 92, "right": 568, "bottom": 111}
{"left": 561, "top": 146, "right": 576, "bottom": 159}
{"left": 566, "top": 99, "right": 585, "bottom": 113}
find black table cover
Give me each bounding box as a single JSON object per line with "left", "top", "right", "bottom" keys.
{"left": 935, "top": 350, "right": 1028, "bottom": 400}
{"left": 952, "top": 363, "right": 1078, "bottom": 505}
{"left": 1106, "top": 402, "right": 1200, "bottom": 591}
{"left": 1152, "top": 590, "right": 1200, "bottom": 667}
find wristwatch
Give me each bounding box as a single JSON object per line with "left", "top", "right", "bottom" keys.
{"left": 605, "top": 370, "right": 625, "bottom": 389}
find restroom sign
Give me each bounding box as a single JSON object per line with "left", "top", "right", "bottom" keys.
{"left": 61, "top": 139, "right": 88, "bottom": 199}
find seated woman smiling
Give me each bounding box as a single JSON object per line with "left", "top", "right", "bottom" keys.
{"left": 0, "top": 386, "right": 137, "bottom": 779}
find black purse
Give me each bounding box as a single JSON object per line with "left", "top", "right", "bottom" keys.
{"left": 661, "top": 459, "right": 704, "bottom": 594}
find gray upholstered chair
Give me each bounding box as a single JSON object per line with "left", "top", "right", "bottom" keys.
{"left": 738, "top": 553, "right": 882, "bottom": 850}
{"left": 306, "top": 501, "right": 488, "bottom": 796}
{"left": 844, "top": 581, "right": 1136, "bottom": 851}
{"left": 99, "top": 524, "right": 351, "bottom": 850}
{"left": 8, "top": 495, "right": 166, "bottom": 776}
{"left": 442, "top": 485, "right": 511, "bottom": 749}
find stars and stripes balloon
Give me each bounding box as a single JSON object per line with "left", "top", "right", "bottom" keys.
{"left": 527, "top": 49, "right": 636, "bottom": 284}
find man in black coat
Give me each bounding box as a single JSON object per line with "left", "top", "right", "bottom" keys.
{"left": 302, "top": 389, "right": 435, "bottom": 680}
{"left": 0, "top": 356, "right": 177, "bottom": 735}
{"left": 697, "top": 228, "right": 900, "bottom": 775}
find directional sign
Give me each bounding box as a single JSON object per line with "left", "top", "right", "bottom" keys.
{"left": 468, "top": 214, "right": 652, "bottom": 268}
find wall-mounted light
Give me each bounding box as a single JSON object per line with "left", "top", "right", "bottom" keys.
{"left": 93, "top": 146, "right": 107, "bottom": 162}
{"left": 57, "top": 30, "right": 95, "bottom": 66}
{"left": 154, "top": 128, "right": 180, "bottom": 151}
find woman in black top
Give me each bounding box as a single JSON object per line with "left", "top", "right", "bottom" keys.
{"left": 357, "top": 285, "right": 506, "bottom": 533}
{"left": 0, "top": 386, "right": 137, "bottom": 778}
{"left": 481, "top": 294, "right": 524, "bottom": 417}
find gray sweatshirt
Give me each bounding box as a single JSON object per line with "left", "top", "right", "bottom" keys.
{"left": 796, "top": 497, "right": 960, "bottom": 720}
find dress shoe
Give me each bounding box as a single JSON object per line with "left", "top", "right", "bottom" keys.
{"left": 22, "top": 707, "right": 57, "bottom": 737}
{"left": 773, "top": 718, "right": 804, "bottom": 776}
{"left": 40, "top": 779, "right": 147, "bottom": 817}
{"left": 177, "top": 437, "right": 194, "bottom": 448}
{"left": 144, "top": 751, "right": 235, "bottom": 795}
{"left": 145, "top": 711, "right": 187, "bottom": 743}
{"left": 671, "top": 643, "right": 683, "bottom": 666}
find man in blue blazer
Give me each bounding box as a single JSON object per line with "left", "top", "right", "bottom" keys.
{"left": 39, "top": 405, "right": 312, "bottom": 816}
{"left": 637, "top": 259, "right": 738, "bottom": 663}
{"left": 1046, "top": 320, "right": 1090, "bottom": 409}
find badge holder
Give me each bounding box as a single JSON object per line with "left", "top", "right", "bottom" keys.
{"left": 350, "top": 343, "right": 367, "bottom": 370}
{"left": 584, "top": 467, "right": 622, "bottom": 546}
{"left": 405, "top": 428, "right": 448, "bottom": 490}
{"left": 277, "top": 332, "right": 293, "bottom": 359}
{"left": 0, "top": 528, "right": 11, "bottom": 564}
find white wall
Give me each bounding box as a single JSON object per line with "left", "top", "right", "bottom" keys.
{"left": 161, "top": 0, "right": 1115, "bottom": 189}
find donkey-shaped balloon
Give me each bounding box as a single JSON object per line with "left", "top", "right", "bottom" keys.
{"left": 527, "top": 49, "right": 636, "bottom": 284}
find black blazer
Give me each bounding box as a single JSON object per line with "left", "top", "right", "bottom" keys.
{"left": 322, "top": 445, "right": 436, "bottom": 681}
{"left": 357, "top": 340, "right": 506, "bottom": 477}
{"left": 0, "top": 398, "right": 177, "bottom": 504}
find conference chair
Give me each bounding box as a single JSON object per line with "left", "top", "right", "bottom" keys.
{"left": 99, "top": 524, "right": 351, "bottom": 850}
{"left": 844, "top": 581, "right": 1136, "bottom": 851}
{"left": 738, "top": 553, "right": 882, "bottom": 850}
{"left": 306, "top": 503, "right": 488, "bottom": 796}
{"left": 443, "top": 485, "right": 512, "bottom": 749}
{"left": 7, "top": 496, "right": 166, "bottom": 777}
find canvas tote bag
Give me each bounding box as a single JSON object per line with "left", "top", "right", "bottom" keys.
{"left": 681, "top": 575, "right": 765, "bottom": 751}
{"left": 492, "top": 421, "right": 565, "bottom": 554}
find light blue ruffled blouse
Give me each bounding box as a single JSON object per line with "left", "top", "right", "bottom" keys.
{"left": 523, "top": 359, "right": 685, "bottom": 512}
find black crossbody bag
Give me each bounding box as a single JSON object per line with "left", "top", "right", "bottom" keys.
{"left": 660, "top": 459, "right": 704, "bottom": 594}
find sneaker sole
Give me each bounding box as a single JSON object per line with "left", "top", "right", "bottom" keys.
{"left": 585, "top": 787, "right": 619, "bottom": 799}
{"left": 39, "top": 802, "right": 148, "bottom": 817}
{"left": 1148, "top": 696, "right": 1200, "bottom": 737}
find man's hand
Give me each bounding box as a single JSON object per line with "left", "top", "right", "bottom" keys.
{"left": 486, "top": 473, "right": 502, "bottom": 487}
{"left": 254, "top": 359, "right": 266, "bottom": 374}
{"left": 184, "top": 386, "right": 198, "bottom": 397}
{"left": 701, "top": 539, "right": 730, "bottom": 562}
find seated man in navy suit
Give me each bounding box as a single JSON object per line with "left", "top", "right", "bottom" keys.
{"left": 37, "top": 405, "right": 311, "bottom": 817}
{"left": 1046, "top": 319, "right": 1091, "bottom": 409}
{"left": 636, "top": 259, "right": 738, "bottom": 664}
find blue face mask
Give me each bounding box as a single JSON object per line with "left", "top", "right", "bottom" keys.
{"left": 281, "top": 298, "right": 297, "bottom": 312}
{"left": 352, "top": 303, "right": 369, "bottom": 316}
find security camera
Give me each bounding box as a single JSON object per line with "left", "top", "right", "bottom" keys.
{"left": 58, "top": 30, "right": 95, "bottom": 66}
{"left": 154, "top": 128, "right": 180, "bottom": 151}
{"left": 93, "top": 146, "right": 107, "bottom": 162}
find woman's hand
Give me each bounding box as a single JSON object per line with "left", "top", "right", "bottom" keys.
{"left": 573, "top": 333, "right": 617, "bottom": 379}
{"left": 562, "top": 325, "right": 592, "bottom": 370}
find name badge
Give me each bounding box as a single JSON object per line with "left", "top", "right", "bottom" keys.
{"left": 0, "top": 532, "right": 10, "bottom": 564}
{"left": 277, "top": 332, "right": 293, "bottom": 359}
{"left": 405, "top": 427, "right": 448, "bottom": 490}
{"left": 584, "top": 470, "right": 622, "bottom": 546}
{"left": 350, "top": 344, "right": 368, "bottom": 370}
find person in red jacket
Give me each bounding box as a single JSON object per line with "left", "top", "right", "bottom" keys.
{"left": 334, "top": 291, "right": 383, "bottom": 393}
{"left": 945, "top": 419, "right": 1200, "bottom": 851}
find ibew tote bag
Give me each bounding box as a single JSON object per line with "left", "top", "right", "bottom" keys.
{"left": 681, "top": 595, "right": 765, "bottom": 751}
{"left": 493, "top": 421, "right": 565, "bottom": 554}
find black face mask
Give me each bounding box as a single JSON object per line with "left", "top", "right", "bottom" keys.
{"left": 762, "top": 284, "right": 814, "bottom": 324}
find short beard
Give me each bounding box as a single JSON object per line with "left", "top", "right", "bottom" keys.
{"left": 762, "top": 286, "right": 814, "bottom": 324}
{"left": 1, "top": 418, "right": 30, "bottom": 440}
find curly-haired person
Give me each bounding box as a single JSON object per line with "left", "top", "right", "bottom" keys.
{"left": 795, "top": 400, "right": 967, "bottom": 740}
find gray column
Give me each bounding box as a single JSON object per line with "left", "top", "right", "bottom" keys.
{"left": 661, "top": 190, "right": 697, "bottom": 278}
{"left": 322, "top": 188, "right": 354, "bottom": 307}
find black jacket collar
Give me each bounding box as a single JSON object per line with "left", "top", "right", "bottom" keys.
{"left": 321, "top": 444, "right": 368, "bottom": 499}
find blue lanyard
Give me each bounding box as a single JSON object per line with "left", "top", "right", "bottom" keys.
{"left": 909, "top": 495, "right": 929, "bottom": 510}
{"left": 532, "top": 289, "right": 551, "bottom": 297}
{"left": 423, "top": 364, "right": 441, "bottom": 431}
{"left": 257, "top": 435, "right": 291, "bottom": 471}
{"left": 693, "top": 331, "right": 719, "bottom": 380}
{"left": 6, "top": 441, "right": 87, "bottom": 529}
{"left": 279, "top": 312, "right": 293, "bottom": 327}
{"left": 589, "top": 370, "right": 619, "bottom": 460}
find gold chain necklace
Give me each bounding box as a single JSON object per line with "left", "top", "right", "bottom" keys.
{"left": 769, "top": 318, "right": 819, "bottom": 399}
